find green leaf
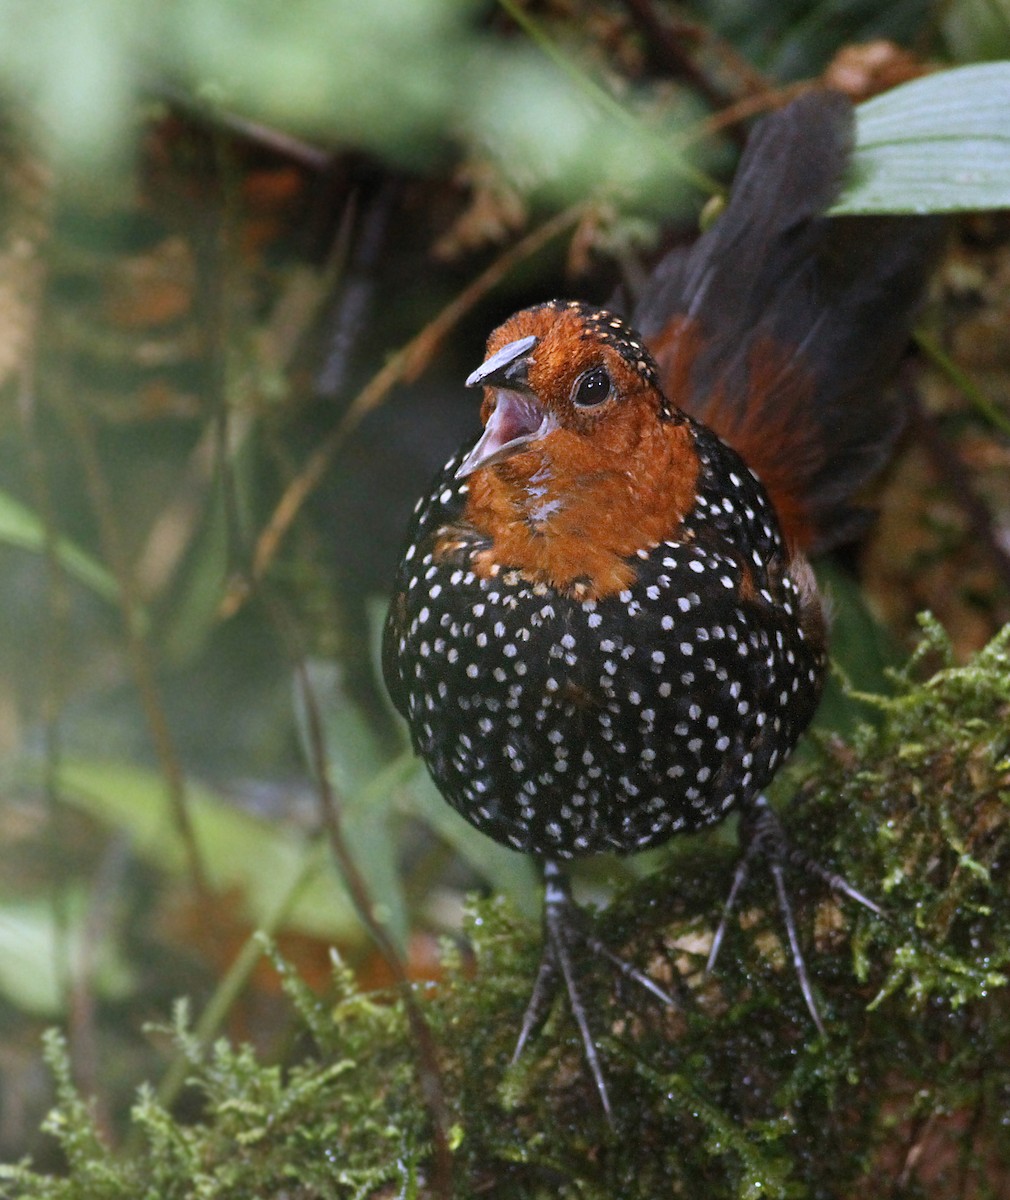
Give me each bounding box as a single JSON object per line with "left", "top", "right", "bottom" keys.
{"left": 0, "top": 892, "right": 134, "bottom": 1016}
{"left": 833, "top": 62, "right": 1010, "bottom": 214}
{"left": 43, "top": 759, "right": 363, "bottom": 942}
{"left": 0, "top": 485, "right": 121, "bottom": 605}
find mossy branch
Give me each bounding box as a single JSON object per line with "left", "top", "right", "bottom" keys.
{"left": 4, "top": 619, "right": 1010, "bottom": 1199}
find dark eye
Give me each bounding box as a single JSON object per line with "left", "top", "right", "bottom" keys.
{"left": 572, "top": 366, "right": 612, "bottom": 408}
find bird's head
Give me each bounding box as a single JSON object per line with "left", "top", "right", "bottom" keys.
{"left": 449, "top": 301, "right": 700, "bottom": 598}
{"left": 455, "top": 300, "right": 675, "bottom": 481}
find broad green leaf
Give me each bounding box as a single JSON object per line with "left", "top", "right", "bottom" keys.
{"left": 834, "top": 62, "right": 1010, "bottom": 214}
{"left": 0, "top": 486, "right": 120, "bottom": 605}
{"left": 47, "top": 759, "right": 362, "bottom": 942}
{"left": 295, "top": 660, "right": 410, "bottom": 946}
{"left": 0, "top": 893, "right": 133, "bottom": 1016}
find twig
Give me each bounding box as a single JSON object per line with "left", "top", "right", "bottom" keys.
{"left": 71, "top": 835, "right": 131, "bottom": 1144}
{"left": 915, "top": 327, "right": 1010, "bottom": 438}
{"left": 219, "top": 201, "right": 585, "bottom": 618}
{"left": 272, "top": 600, "right": 454, "bottom": 1197}
{"left": 897, "top": 1106, "right": 940, "bottom": 1190}
{"left": 17, "top": 351, "right": 80, "bottom": 1065}
{"left": 58, "top": 397, "right": 214, "bottom": 914}
{"left": 154, "top": 84, "right": 334, "bottom": 172}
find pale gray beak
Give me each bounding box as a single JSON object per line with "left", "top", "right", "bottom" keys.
{"left": 456, "top": 335, "right": 556, "bottom": 478}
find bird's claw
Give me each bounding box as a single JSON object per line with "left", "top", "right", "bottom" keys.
{"left": 514, "top": 860, "right": 676, "bottom": 1124}
{"left": 706, "top": 794, "right": 882, "bottom": 1034}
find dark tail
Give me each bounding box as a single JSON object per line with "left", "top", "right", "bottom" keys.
{"left": 632, "top": 90, "right": 945, "bottom": 553}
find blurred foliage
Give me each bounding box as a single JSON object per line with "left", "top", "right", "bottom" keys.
{"left": 2, "top": 619, "right": 1010, "bottom": 1197}
{"left": 0, "top": 0, "right": 709, "bottom": 214}
{"left": 0, "top": 0, "right": 1007, "bottom": 1194}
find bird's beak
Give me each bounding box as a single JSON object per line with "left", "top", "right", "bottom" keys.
{"left": 455, "top": 335, "right": 557, "bottom": 478}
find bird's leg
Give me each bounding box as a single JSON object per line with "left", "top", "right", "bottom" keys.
{"left": 706, "top": 794, "right": 881, "bottom": 1034}
{"left": 513, "top": 860, "right": 613, "bottom": 1121}
{"left": 513, "top": 858, "right": 676, "bottom": 1123}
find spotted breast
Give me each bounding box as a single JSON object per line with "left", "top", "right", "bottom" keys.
{"left": 383, "top": 300, "right": 826, "bottom": 859}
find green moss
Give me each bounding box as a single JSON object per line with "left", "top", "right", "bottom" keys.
{"left": 4, "top": 620, "right": 1010, "bottom": 1199}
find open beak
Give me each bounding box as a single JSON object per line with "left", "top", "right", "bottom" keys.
{"left": 455, "top": 335, "right": 556, "bottom": 478}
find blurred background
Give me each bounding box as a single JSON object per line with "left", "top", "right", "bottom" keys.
{"left": 0, "top": 0, "right": 1008, "bottom": 1168}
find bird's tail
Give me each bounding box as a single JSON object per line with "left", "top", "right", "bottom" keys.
{"left": 632, "top": 90, "right": 945, "bottom": 553}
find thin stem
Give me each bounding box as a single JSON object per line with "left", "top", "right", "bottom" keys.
{"left": 915, "top": 327, "right": 1010, "bottom": 438}
{"left": 59, "top": 399, "right": 213, "bottom": 912}
{"left": 220, "top": 202, "right": 586, "bottom": 618}
{"left": 278, "top": 602, "right": 454, "bottom": 1198}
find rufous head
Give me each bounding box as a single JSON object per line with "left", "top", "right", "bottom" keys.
{"left": 455, "top": 300, "right": 675, "bottom": 480}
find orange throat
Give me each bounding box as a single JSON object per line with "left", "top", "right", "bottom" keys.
{"left": 453, "top": 420, "right": 700, "bottom": 599}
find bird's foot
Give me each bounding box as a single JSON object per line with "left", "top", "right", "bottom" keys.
{"left": 706, "top": 794, "right": 881, "bottom": 1035}
{"left": 514, "top": 859, "right": 676, "bottom": 1124}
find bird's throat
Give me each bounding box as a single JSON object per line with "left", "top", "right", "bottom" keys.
{"left": 460, "top": 422, "right": 701, "bottom": 599}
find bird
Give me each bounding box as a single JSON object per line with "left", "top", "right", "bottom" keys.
{"left": 382, "top": 89, "right": 944, "bottom": 1118}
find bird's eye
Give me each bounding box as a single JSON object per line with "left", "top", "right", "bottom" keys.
{"left": 572, "top": 366, "right": 612, "bottom": 408}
